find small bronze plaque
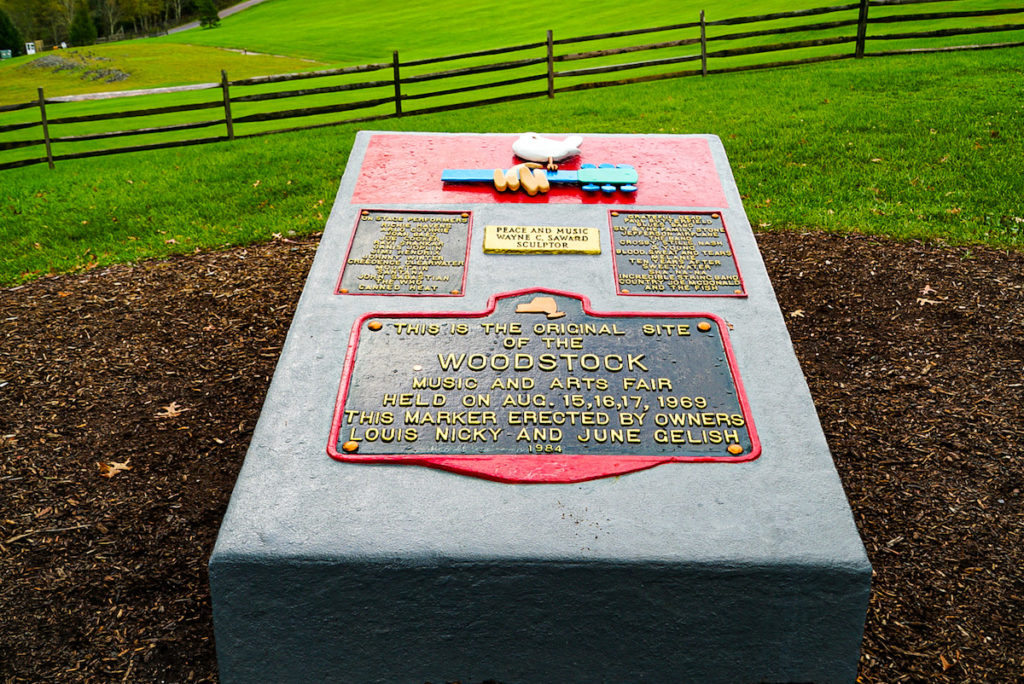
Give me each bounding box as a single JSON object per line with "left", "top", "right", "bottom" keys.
{"left": 611, "top": 211, "right": 745, "bottom": 296}
{"left": 483, "top": 225, "right": 601, "bottom": 254}
{"left": 328, "top": 289, "right": 759, "bottom": 482}
{"left": 338, "top": 210, "right": 470, "bottom": 295}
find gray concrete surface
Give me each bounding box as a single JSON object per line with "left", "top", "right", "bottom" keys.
{"left": 209, "top": 131, "right": 871, "bottom": 683}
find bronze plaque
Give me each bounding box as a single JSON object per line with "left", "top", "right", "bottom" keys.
{"left": 338, "top": 210, "right": 470, "bottom": 295}
{"left": 328, "top": 289, "right": 760, "bottom": 482}
{"left": 611, "top": 211, "right": 745, "bottom": 296}
{"left": 483, "top": 225, "right": 601, "bottom": 254}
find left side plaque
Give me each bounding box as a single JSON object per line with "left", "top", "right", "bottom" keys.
{"left": 337, "top": 210, "right": 471, "bottom": 295}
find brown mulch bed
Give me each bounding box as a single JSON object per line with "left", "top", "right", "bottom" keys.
{"left": 1, "top": 231, "right": 1021, "bottom": 682}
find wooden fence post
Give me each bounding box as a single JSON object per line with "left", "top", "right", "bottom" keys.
{"left": 700, "top": 10, "right": 708, "bottom": 76}
{"left": 221, "top": 70, "right": 235, "bottom": 140}
{"left": 37, "top": 87, "right": 54, "bottom": 170}
{"left": 855, "top": 0, "right": 869, "bottom": 58}
{"left": 393, "top": 51, "right": 403, "bottom": 116}
{"left": 547, "top": 30, "right": 555, "bottom": 98}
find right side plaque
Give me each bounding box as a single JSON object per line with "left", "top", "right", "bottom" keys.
{"left": 611, "top": 211, "right": 746, "bottom": 296}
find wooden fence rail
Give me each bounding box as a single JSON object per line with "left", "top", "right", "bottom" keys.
{"left": 2, "top": 0, "right": 1023, "bottom": 171}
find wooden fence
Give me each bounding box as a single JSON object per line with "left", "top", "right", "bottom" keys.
{"left": 2, "top": 0, "right": 1022, "bottom": 171}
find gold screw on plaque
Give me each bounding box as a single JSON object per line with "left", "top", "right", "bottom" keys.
{"left": 342, "top": 440, "right": 359, "bottom": 453}
{"left": 734, "top": 289, "right": 743, "bottom": 295}
{"left": 450, "top": 289, "right": 460, "bottom": 295}
{"left": 361, "top": 210, "right": 370, "bottom": 216}
{"left": 697, "top": 321, "right": 712, "bottom": 332}
{"left": 621, "top": 289, "right": 630, "bottom": 294}
{"left": 711, "top": 213, "right": 720, "bottom": 219}
{"left": 367, "top": 320, "right": 382, "bottom": 331}
{"left": 461, "top": 212, "right": 469, "bottom": 218}
{"left": 611, "top": 211, "right": 619, "bottom": 217}
{"left": 339, "top": 288, "right": 349, "bottom": 294}
{"left": 728, "top": 444, "right": 744, "bottom": 455}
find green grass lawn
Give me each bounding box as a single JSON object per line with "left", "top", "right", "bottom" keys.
{"left": 2, "top": 0, "right": 1019, "bottom": 168}
{"left": 3, "top": 0, "right": 1017, "bottom": 108}
{"left": 152, "top": 0, "right": 836, "bottom": 63}
{"left": 151, "top": 0, "right": 1020, "bottom": 64}
{"left": 1, "top": 46, "right": 1021, "bottom": 286}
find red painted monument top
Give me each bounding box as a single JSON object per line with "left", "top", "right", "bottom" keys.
{"left": 352, "top": 133, "right": 729, "bottom": 207}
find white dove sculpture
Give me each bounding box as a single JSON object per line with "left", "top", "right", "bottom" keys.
{"left": 512, "top": 133, "right": 583, "bottom": 169}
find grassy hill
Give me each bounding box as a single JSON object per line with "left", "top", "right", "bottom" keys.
{"left": 151, "top": 0, "right": 833, "bottom": 62}
{"left": 2, "top": 0, "right": 1017, "bottom": 105}
{"left": 150, "top": 0, "right": 1020, "bottom": 63}
{"left": 0, "top": 42, "right": 322, "bottom": 105}
{"left": 0, "top": 1, "right": 1021, "bottom": 284}
{"left": 1, "top": 45, "right": 1021, "bottom": 285}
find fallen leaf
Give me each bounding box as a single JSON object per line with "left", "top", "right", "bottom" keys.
{"left": 252, "top": 180, "right": 261, "bottom": 187}
{"left": 789, "top": 309, "right": 806, "bottom": 318}
{"left": 870, "top": 158, "right": 883, "bottom": 163}
{"left": 98, "top": 459, "right": 132, "bottom": 477}
{"left": 920, "top": 284, "right": 936, "bottom": 295}
{"left": 917, "top": 298, "right": 941, "bottom": 306}
{"left": 156, "top": 401, "right": 188, "bottom": 419}
{"left": 940, "top": 654, "right": 954, "bottom": 671}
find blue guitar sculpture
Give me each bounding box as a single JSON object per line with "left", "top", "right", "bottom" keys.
{"left": 442, "top": 163, "right": 638, "bottom": 196}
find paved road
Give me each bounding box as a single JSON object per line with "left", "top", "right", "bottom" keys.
{"left": 167, "top": 0, "right": 275, "bottom": 34}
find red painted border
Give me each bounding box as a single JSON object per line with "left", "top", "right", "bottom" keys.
{"left": 334, "top": 209, "right": 472, "bottom": 297}
{"left": 326, "top": 288, "right": 761, "bottom": 483}
{"left": 609, "top": 211, "right": 747, "bottom": 298}
{"left": 352, "top": 134, "right": 730, "bottom": 207}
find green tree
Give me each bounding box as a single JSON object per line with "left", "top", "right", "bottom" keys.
{"left": 0, "top": 7, "right": 24, "bottom": 56}
{"left": 197, "top": 0, "right": 217, "bottom": 28}
{"left": 68, "top": 0, "right": 96, "bottom": 45}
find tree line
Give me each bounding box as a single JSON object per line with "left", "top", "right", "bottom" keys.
{"left": 0, "top": 0, "right": 230, "bottom": 53}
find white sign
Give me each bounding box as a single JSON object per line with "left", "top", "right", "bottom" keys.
{"left": 25, "top": 42, "right": 36, "bottom": 55}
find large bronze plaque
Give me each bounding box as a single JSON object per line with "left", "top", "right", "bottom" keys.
{"left": 328, "top": 289, "right": 759, "bottom": 482}
{"left": 611, "top": 211, "right": 745, "bottom": 296}
{"left": 337, "top": 210, "right": 470, "bottom": 295}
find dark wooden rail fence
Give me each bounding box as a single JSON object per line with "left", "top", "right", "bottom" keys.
{"left": 2, "top": 0, "right": 1022, "bottom": 171}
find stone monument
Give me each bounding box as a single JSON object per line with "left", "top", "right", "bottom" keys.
{"left": 209, "top": 131, "right": 871, "bottom": 683}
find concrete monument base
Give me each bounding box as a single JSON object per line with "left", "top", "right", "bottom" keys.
{"left": 209, "top": 131, "right": 871, "bottom": 683}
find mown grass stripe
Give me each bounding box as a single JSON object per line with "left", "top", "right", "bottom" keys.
{"left": 46, "top": 100, "right": 223, "bottom": 126}
{"left": 868, "top": 22, "right": 1024, "bottom": 40}
{"left": 401, "top": 41, "right": 548, "bottom": 68}
{"left": 866, "top": 38, "right": 1024, "bottom": 53}
{"left": 707, "top": 3, "right": 860, "bottom": 26}
{"left": 51, "top": 119, "right": 226, "bottom": 143}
